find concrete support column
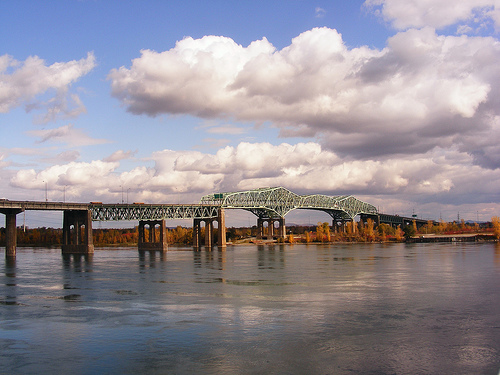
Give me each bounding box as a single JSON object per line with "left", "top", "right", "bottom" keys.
{"left": 257, "top": 218, "right": 264, "bottom": 240}
{"left": 138, "top": 221, "right": 145, "bottom": 244}
{"left": 149, "top": 223, "right": 155, "bottom": 243}
{"left": 193, "top": 219, "right": 201, "bottom": 248}
{"left": 205, "top": 219, "right": 213, "bottom": 249}
{"left": 62, "top": 210, "right": 94, "bottom": 255}
{"left": 84, "top": 210, "right": 93, "bottom": 250}
{"left": 2, "top": 209, "right": 22, "bottom": 258}
{"left": 218, "top": 208, "right": 226, "bottom": 248}
{"left": 278, "top": 218, "right": 286, "bottom": 239}
{"left": 158, "top": 220, "right": 167, "bottom": 250}
{"left": 267, "top": 219, "right": 274, "bottom": 240}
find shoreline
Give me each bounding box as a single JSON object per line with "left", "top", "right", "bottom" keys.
{"left": 7, "top": 233, "right": 497, "bottom": 248}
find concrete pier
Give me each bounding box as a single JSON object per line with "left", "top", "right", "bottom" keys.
{"left": 256, "top": 217, "right": 286, "bottom": 241}
{"left": 138, "top": 219, "right": 167, "bottom": 252}
{"left": 218, "top": 208, "right": 226, "bottom": 248}
{"left": 1, "top": 208, "right": 22, "bottom": 257}
{"left": 62, "top": 210, "right": 94, "bottom": 254}
{"left": 193, "top": 208, "right": 226, "bottom": 249}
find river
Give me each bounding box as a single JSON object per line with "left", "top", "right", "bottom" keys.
{"left": 1, "top": 243, "right": 499, "bottom": 374}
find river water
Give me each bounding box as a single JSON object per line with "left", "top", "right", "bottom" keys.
{"left": 1, "top": 243, "right": 499, "bottom": 374}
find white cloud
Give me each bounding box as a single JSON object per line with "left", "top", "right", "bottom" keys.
{"left": 41, "top": 150, "right": 81, "bottom": 164}
{"left": 200, "top": 138, "right": 231, "bottom": 149}
{"left": 204, "top": 124, "right": 246, "bottom": 135}
{"left": 363, "top": 0, "right": 499, "bottom": 30}
{"left": 10, "top": 160, "right": 119, "bottom": 191}
{"left": 0, "top": 52, "right": 96, "bottom": 122}
{"left": 108, "top": 28, "right": 500, "bottom": 167}
{"left": 103, "top": 149, "right": 137, "bottom": 162}
{"left": 8, "top": 142, "right": 500, "bottom": 211}
{"left": 315, "top": 7, "right": 326, "bottom": 18}
{"left": 26, "top": 124, "right": 108, "bottom": 147}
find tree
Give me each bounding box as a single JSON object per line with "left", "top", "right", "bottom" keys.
{"left": 394, "top": 226, "right": 403, "bottom": 241}
{"left": 377, "top": 223, "right": 392, "bottom": 241}
{"left": 304, "top": 231, "right": 311, "bottom": 243}
{"left": 316, "top": 222, "right": 324, "bottom": 242}
{"left": 315, "top": 222, "right": 331, "bottom": 242}
{"left": 365, "top": 219, "right": 375, "bottom": 241}
{"left": 403, "top": 225, "right": 416, "bottom": 240}
{"left": 425, "top": 220, "right": 434, "bottom": 234}
{"left": 492, "top": 217, "right": 500, "bottom": 240}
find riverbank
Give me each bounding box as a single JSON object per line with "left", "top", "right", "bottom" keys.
{"left": 234, "top": 233, "right": 498, "bottom": 245}
{"left": 407, "top": 233, "right": 496, "bottom": 243}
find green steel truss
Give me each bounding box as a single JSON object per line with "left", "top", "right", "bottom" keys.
{"left": 200, "top": 187, "right": 377, "bottom": 220}
{"left": 91, "top": 204, "right": 220, "bottom": 221}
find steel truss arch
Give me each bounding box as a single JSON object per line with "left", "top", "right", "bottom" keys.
{"left": 200, "top": 187, "right": 377, "bottom": 219}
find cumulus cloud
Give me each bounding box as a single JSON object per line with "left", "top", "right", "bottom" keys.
{"left": 10, "top": 160, "right": 119, "bottom": 191}
{"left": 26, "top": 124, "right": 108, "bottom": 147}
{"left": 363, "top": 0, "right": 499, "bottom": 31}
{"left": 9, "top": 142, "right": 500, "bottom": 212}
{"left": 0, "top": 52, "right": 96, "bottom": 122}
{"left": 108, "top": 27, "right": 500, "bottom": 167}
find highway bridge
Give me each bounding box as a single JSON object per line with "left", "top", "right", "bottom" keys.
{"left": 1, "top": 187, "right": 429, "bottom": 257}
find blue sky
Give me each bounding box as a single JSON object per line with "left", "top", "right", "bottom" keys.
{"left": 1, "top": 0, "right": 500, "bottom": 227}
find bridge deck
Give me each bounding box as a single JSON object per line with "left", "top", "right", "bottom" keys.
{"left": 0, "top": 200, "right": 90, "bottom": 211}
{"left": 0, "top": 200, "right": 220, "bottom": 220}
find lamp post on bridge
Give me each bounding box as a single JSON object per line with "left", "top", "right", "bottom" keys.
{"left": 43, "top": 181, "right": 48, "bottom": 202}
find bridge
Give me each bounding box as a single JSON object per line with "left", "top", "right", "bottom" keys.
{"left": 1, "top": 187, "right": 427, "bottom": 257}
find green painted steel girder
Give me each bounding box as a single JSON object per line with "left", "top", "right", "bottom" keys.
{"left": 90, "top": 204, "right": 220, "bottom": 221}
{"left": 200, "top": 186, "right": 377, "bottom": 219}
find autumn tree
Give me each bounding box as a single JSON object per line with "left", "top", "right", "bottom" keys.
{"left": 304, "top": 231, "right": 312, "bottom": 243}
{"left": 364, "top": 218, "right": 375, "bottom": 241}
{"left": 403, "top": 224, "right": 416, "bottom": 239}
{"left": 316, "top": 222, "right": 324, "bottom": 242}
{"left": 425, "top": 220, "right": 434, "bottom": 234}
{"left": 315, "top": 222, "right": 331, "bottom": 242}
{"left": 492, "top": 217, "right": 500, "bottom": 240}
{"left": 392, "top": 226, "right": 402, "bottom": 241}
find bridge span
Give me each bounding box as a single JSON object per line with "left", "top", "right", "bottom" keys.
{"left": 1, "top": 187, "right": 428, "bottom": 257}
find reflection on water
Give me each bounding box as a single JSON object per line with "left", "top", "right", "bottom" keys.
{"left": 1, "top": 243, "right": 499, "bottom": 374}
{"left": 2, "top": 257, "right": 17, "bottom": 305}
{"left": 495, "top": 242, "right": 500, "bottom": 266}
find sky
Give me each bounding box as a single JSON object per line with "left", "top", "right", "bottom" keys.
{"left": 1, "top": 0, "right": 500, "bottom": 228}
